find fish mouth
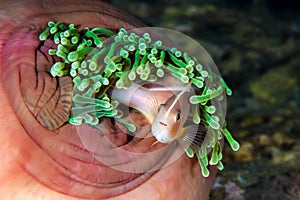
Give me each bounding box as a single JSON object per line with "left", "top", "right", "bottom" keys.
{"left": 155, "top": 133, "right": 172, "bottom": 144}
{"left": 159, "top": 121, "right": 168, "bottom": 127}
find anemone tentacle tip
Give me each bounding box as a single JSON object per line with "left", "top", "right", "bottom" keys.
{"left": 232, "top": 141, "right": 240, "bottom": 151}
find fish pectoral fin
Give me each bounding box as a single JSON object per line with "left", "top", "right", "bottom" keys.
{"left": 178, "top": 125, "right": 207, "bottom": 149}
{"left": 151, "top": 140, "right": 160, "bottom": 147}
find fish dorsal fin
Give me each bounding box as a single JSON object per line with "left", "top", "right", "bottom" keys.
{"left": 165, "top": 83, "right": 191, "bottom": 116}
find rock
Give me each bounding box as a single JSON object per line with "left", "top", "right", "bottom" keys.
{"left": 257, "top": 134, "right": 272, "bottom": 146}
{"left": 250, "top": 66, "right": 297, "bottom": 105}
{"left": 233, "top": 141, "right": 254, "bottom": 162}
{"left": 271, "top": 132, "right": 294, "bottom": 148}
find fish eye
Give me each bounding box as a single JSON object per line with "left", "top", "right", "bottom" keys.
{"left": 174, "top": 112, "right": 181, "bottom": 122}
{"left": 158, "top": 105, "right": 162, "bottom": 112}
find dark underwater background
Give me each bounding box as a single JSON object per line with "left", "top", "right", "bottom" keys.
{"left": 110, "top": 0, "right": 300, "bottom": 199}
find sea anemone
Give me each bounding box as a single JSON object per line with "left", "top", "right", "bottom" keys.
{"left": 39, "top": 21, "right": 240, "bottom": 177}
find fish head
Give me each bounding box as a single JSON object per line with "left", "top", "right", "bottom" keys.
{"left": 151, "top": 89, "right": 190, "bottom": 143}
